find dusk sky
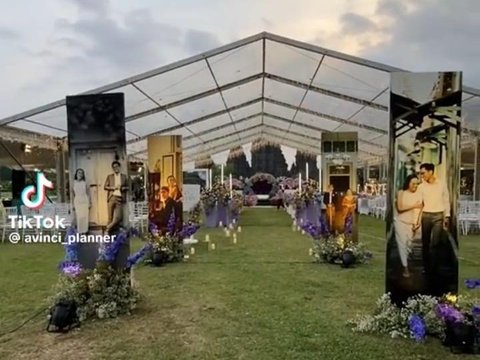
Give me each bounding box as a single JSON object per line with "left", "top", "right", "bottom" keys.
{"left": 1, "top": 0, "right": 478, "bottom": 167}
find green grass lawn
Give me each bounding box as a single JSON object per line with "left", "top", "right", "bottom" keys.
{"left": 0, "top": 208, "right": 479, "bottom": 359}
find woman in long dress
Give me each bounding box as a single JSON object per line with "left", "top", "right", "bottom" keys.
{"left": 394, "top": 174, "right": 423, "bottom": 278}
{"left": 341, "top": 189, "right": 356, "bottom": 234}
{"left": 72, "top": 168, "right": 90, "bottom": 234}
{"left": 167, "top": 175, "right": 183, "bottom": 227}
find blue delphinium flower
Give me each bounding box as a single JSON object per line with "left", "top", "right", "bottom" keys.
{"left": 465, "top": 278, "right": 480, "bottom": 289}
{"left": 126, "top": 243, "right": 152, "bottom": 269}
{"left": 99, "top": 230, "right": 128, "bottom": 263}
{"left": 167, "top": 210, "right": 176, "bottom": 234}
{"left": 472, "top": 305, "right": 480, "bottom": 316}
{"left": 409, "top": 314, "right": 426, "bottom": 342}
{"left": 63, "top": 226, "right": 78, "bottom": 262}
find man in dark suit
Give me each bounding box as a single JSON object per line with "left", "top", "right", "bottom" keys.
{"left": 154, "top": 186, "right": 175, "bottom": 233}
{"left": 104, "top": 161, "right": 128, "bottom": 234}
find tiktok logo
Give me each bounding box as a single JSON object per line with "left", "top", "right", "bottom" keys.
{"left": 21, "top": 172, "right": 54, "bottom": 209}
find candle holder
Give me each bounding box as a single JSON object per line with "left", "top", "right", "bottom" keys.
{"left": 238, "top": 226, "right": 242, "bottom": 233}
{"left": 190, "top": 247, "right": 195, "bottom": 255}
{"left": 211, "top": 243, "right": 216, "bottom": 250}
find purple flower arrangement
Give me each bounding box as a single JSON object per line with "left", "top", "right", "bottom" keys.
{"left": 409, "top": 314, "right": 426, "bottom": 342}
{"left": 436, "top": 303, "right": 465, "bottom": 324}
{"left": 59, "top": 261, "right": 83, "bottom": 278}
{"left": 166, "top": 210, "right": 176, "bottom": 234}
{"left": 98, "top": 230, "right": 129, "bottom": 263}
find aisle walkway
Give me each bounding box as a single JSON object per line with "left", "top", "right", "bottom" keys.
{"left": 1, "top": 208, "right": 478, "bottom": 360}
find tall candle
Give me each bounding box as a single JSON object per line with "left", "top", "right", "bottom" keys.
{"left": 221, "top": 164, "right": 224, "bottom": 184}
{"left": 306, "top": 163, "right": 309, "bottom": 181}
{"left": 318, "top": 168, "right": 321, "bottom": 191}
{"left": 298, "top": 173, "right": 302, "bottom": 192}
{"left": 229, "top": 173, "right": 233, "bottom": 197}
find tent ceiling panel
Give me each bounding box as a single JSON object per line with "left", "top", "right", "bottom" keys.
{"left": 134, "top": 60, "right": 215, "bottom": 105}
{"left": 183, "top": 114, "right": 262, "bottom": 151}
{"left": 8, "top": 121, "right": 66, "bottom": 138}
{"left": 463, "top": 95, "right": 480, "bottom": 131}
{"left": 348, "top": 106, "right": 389, "bottom": 132}
{"left": 264, "top": 78, "right": 307, "bottom": 105}
{"left": 166, "top": 92, "right": 226, "bottom": 123}
{"left": 313, "top": 55, "right": 389, "bottom": 102}
{"left": 301, "top": 91, "right": 364, "bottom": 120}
{"left": 125, "top": 111, "right": 181, "bottom": 137}
{"left": 293, "top": 111, "right": 342, "bottom": 132}
{"left": 185, "top": 133, "right": 259, "bottom": 162}
{"left": 375, "top": 91, "right": 390, "bottom": 108}
{"left": 265, "top": 39, "right": 325, "bottom": 84}
{"left": 21, "top": 106, "right": 67, "bottom": 133}
{"left": 221, "top": 78, "right": 263, "bottom": 108}
{"left": 207, "top": 39, "right": 262, "bottom": 86}
{"left": 229, "top": 101, "right": 263, "bottom": 120}
{"left": 105, "top": 85, "right": 157, "bottom": 117}
{"left": 265, "top": 127, "right": 319, "bottom": 151}
{"left": 184, "top": 112, "right": 232, "bottom": 134}
{"left": 263, "top": 101, "right": 296, "bottom": 119}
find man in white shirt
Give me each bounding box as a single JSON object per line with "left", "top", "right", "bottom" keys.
{"left": 418, "top": 162, "right": 450, "bottom": 294}
{"left": 104, "top": 161, "right": 128, "bottom": 234}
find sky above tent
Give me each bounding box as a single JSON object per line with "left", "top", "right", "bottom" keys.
{"left": 1, "top": 0, "right": 479, "bottom": 168}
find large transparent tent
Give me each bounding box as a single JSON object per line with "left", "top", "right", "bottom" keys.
{"left": 1, "top": 32, "right": 479, "bottom": 182}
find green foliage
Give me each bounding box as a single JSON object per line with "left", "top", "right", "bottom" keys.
{"left": 48, "top": 261, "right": 140, "bottom": 321}
{"left": 348, "top": 293, "right": 480, "bottom": 341}
{"left": 313, "top": 234, "right": 371, "bottom": 265}
{"left": 145, "top": 232, "right": 185, "bottom": 264}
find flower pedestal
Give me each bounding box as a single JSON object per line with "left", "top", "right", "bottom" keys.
{"left": 203, "top": 208, "right": 218, "bottom": 228}
{"left": 295, "top": 207, "right": 307, "bottom": 226}
{"left": 305, "top": 202, "right": 321, "bottom": 226}
{"left": 443, "top": 318, "right": 480, "bottom": 354}
{"left": 152, "top": 251, "right": 168, "bottom": 267}
{"left": 217, "top": 203, "right": 229, "bottom": 227}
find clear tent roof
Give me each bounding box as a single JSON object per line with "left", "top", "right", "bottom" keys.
{"left": 1, "top": 32, "right": 479, "bottom": 164}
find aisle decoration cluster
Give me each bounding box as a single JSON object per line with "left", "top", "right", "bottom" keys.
{"left": 302, "top": 218, "right": 372, "bottom": 266}
{"left": 230, "top": 192, "right": 244, "bottom": 218}
{"left": 200, "top": 182, "right": 230, "bottom": 213}
{"left": 293, "top": 181, "right": 321, "bottom": 209}
{"left": 348, "top": 290, "right": 480, "bottom": 353}
{"left": 188, "top": 200, "right": 202, "bottom": 227}
{"left": 49, "top": 227, "right": 143, "bottom": 322}
{"left": 144, "top": 213, "right": 195, "bottom": 266}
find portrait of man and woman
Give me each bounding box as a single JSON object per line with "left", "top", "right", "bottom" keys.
{"left": 148, "top": 174, "right": 183, "bottom": 234}
{"left": 71, "top": 160, "right": 128, "bottom": 235}
{"left": 323, "top": 184, "right": 357, "bottom": 235}
{"left": 392, "top": 162, "right": 452, "bottom": 296}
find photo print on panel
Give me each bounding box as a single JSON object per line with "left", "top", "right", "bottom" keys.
{"left": 147, "top": 135, "right": 183, "bottom": 234}
{"left": 66, "top": 93, "right": 129, "bottom": 269}
{"left": 386, "top": 72, "right": 462, "bottom": 304}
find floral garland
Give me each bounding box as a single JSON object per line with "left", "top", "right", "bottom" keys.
{"left": 188, "top": 201, "right": 202, "bottom": 226}
{"left": 349, "top": 291, "right": 480, "bottom": 349}
{"left": 250, "top": 172, "right": 276, "bottom": 184}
